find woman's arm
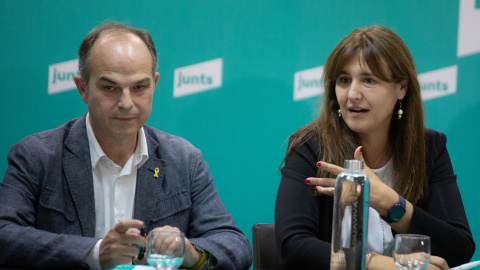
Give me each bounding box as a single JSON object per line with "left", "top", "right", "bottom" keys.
{"left": 407, "top": 130, "right": 474, "bottom": 267}
{"left": 275, "top": 138, "right": 333, "bottom": 270}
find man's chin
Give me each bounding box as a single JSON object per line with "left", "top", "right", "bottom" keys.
{"left": 112, "top": 128, "right": 140, "bottom": 140}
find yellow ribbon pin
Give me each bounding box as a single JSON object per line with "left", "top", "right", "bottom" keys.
{"left": 153, "top": 167, "right": 159, "bottom": 178}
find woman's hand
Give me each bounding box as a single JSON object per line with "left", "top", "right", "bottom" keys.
{"left": 306, "top": 146, "right": 414, "bottom": 232}
{"left": 305, "top": 146, "right": 384, "bottom": 197}
{"left": 304, "top": 146, "right": 403, "bottom": 217}
{"left": 367, "top": 254, "right": 448, "bottom": 270}
{"left": 426, "top": 256, "right": 449, "bottom": 270}
{"left": 304, "top": 160, "right": 339, "bottom": 196}
{"left": 353, "top": 146, "right": 408, "bottom": 220}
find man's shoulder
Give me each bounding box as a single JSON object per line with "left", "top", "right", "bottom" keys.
{"left": 143, "top": 126, "right": 191, "bottom": 144}
{"left": 15, "top": 117, "right": 84, "bottom": 148}
{"left": 143, "top": 125, "right": 199, "bottom": 155}
{"left": 6, "top": 117, "right": 86, "bottom": 166}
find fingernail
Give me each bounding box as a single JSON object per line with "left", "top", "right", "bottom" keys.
{"left": 360, "top": 146, "right": 363, "bottom": 152}
{"left": 316, "top": 161, "right": 321, "bottom": 167}
{"left": 315, "top": 186, "right": 320, "bottom": 191}
{"left": 305, "top": 179, "right": 311, "bottom": 184}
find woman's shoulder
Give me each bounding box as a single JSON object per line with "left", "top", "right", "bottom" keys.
{"left": 283, "top": 123, "right": 322, "bottom": 159}
{"left": 425, "top": 128, "right": 447, "bottom": 148}
{"left": 289, "top": 123, "right": 320, "bottom": 146}
{"left": 425, "top": 128, "right": 446, "bottom": 138}
{"left": 424, "top": 128, "right": 449, "bottom": 163}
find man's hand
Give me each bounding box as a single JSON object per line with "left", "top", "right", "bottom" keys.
{"left": 151, "top": 225, "right": 203, "bottom": 268}
{"left": 99, "top": 219, "right": 145, "bottom": 269}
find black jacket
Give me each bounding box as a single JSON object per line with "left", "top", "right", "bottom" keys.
{"left": 275, "top": 128, "right": 475, "bottom": 269}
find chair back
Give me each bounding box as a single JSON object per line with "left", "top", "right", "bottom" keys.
{"left": 252, "top": 223, "right": 284, "bottom": 270}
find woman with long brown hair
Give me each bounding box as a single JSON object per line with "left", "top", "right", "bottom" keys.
{"left": 275, "top": 25, "right": 474, "bottom": 269}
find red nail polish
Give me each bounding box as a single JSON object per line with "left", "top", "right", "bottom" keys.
{"left": 315, "top": 186, "right": 319, "bottom": 191}
{"left": 360, "top": 146, "right": 363, "bottom": 152}
{"left": 316, "top": 162, "right": 321, "bottom": 167}
{"left": 305, "top": 179, "right": 311, "bottom": 184}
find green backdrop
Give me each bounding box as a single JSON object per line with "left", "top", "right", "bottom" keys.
{"left": 1, "top": 0, "right": 479, "bottom": 264}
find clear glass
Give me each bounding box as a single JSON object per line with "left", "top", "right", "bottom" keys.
{"left": 393, "top": 234, "right": 431, "bottom": 270}
{"left": 146, "top": 231, "right": 185, "bottom": 270}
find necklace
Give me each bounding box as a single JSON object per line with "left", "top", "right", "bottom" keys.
{"left": 377, "top": 168, "right": 388, "bottom": 184}
{"left": 373, "top": 166, "right": 389, "bottom": 255}
{"left": 369, "top": 148, "right": 390, "bottom": 168}
{"left": 377, "top": 213, "right": 386, "bottom": 255}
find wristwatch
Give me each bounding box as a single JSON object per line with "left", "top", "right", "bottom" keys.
{"left": 382, "top": 195, "right": 406, "bottom": 223}
{"left": 187, "top": 245, "right": 209, "bottom": 270}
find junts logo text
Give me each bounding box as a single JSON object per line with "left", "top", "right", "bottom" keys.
{"left": 293, "top": 66, "right": 324, "bottom": 101}
{"left": 48, "top": 59, "right": 79, "bottom": 95}
{"left": 419, "top": 65, "right": 457, "bottom": 101}
{"left": 173, "top": 58, "right": 223, "bottom": 98}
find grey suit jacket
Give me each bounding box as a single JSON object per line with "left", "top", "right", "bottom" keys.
{"left": 0, "top": 116, "right": 252, "bottom": 270}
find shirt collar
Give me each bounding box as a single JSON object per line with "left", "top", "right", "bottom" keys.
{"left": 85, "top": 112, "right": 149, "bottom": 169}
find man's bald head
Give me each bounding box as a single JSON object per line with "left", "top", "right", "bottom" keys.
{"left": 77, "top": 22, "right": 158, "bottom": 87}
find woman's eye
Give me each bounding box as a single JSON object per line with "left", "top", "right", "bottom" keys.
{"left": 337, "top": 77, "right": 350, "bottom": 84}
{"left": 364, "top": 78, "right": 375, "bottom": 84}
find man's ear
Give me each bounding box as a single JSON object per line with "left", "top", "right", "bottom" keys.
{"left": 153, "top": 72, "right": 160, "bottom": 93}
{"left": 74, "top": 75, "right": 88, "bottom": 104}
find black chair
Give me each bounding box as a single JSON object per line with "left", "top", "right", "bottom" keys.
{"left": 252, "top": 223, "right": 284, "bottom": 270}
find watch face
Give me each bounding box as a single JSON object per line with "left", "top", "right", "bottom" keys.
{"left": 390, "top": 204, "right": 406, "bottom": 221}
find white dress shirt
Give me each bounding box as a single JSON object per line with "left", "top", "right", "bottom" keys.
{"left": 83, "top": 113, "right": 149, "bottom": 269}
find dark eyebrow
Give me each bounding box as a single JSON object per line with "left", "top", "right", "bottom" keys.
{"left": 98, "top": 77, "right": 151, "bottom": 85}
{"left": 360, "top": 72, "right": 375, "bottom": 77}
{"left": 338, "top": 71, "right": 376, "bottom": 77}
{"left": 134, "top": 78, "right": 151, "bottom": 84}
{"left": 99, "top": 77, "right": 117, "bottom": 85}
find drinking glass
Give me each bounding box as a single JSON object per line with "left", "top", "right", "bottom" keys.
{"left": 393, "top": 234, "right": 431, "bottom": 270}
{"left": 146, "top": 230, "right": 185, "bottom": 270}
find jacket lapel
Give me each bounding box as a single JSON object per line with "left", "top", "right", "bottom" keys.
{"left": 63, "top": 116, "right": 96, "bottom": 237}
{"left": 134, "top": 130, "right": 165, "bottom": 224}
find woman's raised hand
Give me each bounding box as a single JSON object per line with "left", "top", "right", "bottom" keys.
{"left": 304, "top": 160, "right": 340, "bottom": 196}
{"left": 305, "top": 146, "right": 385, "bottom": 200}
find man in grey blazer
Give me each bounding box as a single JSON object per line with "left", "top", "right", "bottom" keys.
{"left": 0, "top": 22, "right": 252, "bottom": 270}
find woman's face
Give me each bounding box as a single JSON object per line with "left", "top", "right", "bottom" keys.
{"left": 335, "top": 54, "right": 407, "bottom": 139}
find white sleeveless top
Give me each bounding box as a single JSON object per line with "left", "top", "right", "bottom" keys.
{"left": 367, "top": 158, "right": 395, "bottom": 256}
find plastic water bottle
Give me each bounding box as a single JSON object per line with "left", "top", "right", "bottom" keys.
{"left": 330, "top": 160, "right": 370, "bottom": 270}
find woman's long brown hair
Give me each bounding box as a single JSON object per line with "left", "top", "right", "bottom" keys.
{"left": 284, "top": 26, "right": 427, "bottom": 204}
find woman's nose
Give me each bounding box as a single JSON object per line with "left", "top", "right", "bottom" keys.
{"left": 347, "top": 80, "right": 362, "bottom": 100}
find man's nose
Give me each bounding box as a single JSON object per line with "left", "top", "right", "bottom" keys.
{"left": 118, "top": 88, "right": 134, "bottom": 109}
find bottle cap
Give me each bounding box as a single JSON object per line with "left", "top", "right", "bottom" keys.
{"left": 344, "top": 160, "right": 364, "bottom": 170}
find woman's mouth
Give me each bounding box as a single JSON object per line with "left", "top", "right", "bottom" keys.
{"left": 348, "top": 108, "right": 368, "bottom": 116}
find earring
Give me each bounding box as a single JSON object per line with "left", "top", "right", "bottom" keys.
{"left": 398, "top": 100, "right": 403, "bottom": 120}
{"left": 338, "top": 109, "right": 342, "bottom": 117}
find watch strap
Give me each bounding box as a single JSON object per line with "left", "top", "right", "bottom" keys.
{"left": 382, "top": 194, "right": 406, "bottom": 223}
{"left": 187, "top": 245, "right": 209, "bottom": 270}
